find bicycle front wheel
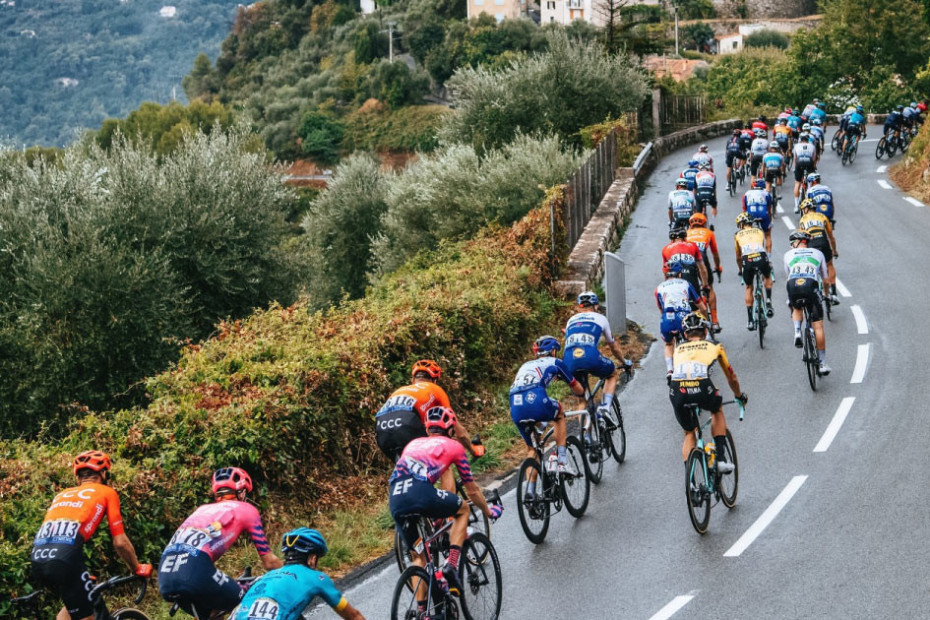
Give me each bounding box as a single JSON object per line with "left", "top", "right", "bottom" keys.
{"left": 112, "top": 610, "right": 150, "bottom": 620}
{"left": 686, "top": 449, "right": 711, "bottom": 534}
{"left": 516, "top": 458, "right": 549, "bottom": 544}
{"left": 583, "top": 417, "right": 604, "bottom": 485}
{"left": 804, "top": 327, "right": 818, "bottom": 391}
{"left": 875, "top": 137, "right": 886, "bottom": 160}
{"left": 391, "top": 566, "right": 449, "bottom": 620}
{"left": 717, "top": 430, "right": 739, "bottom": 508}
{"left": 561, "top": 435, "right": 590, "bottom": 518}
{"left": 605, "top": 399, "right": 626, "bottom": 464}
{"left": 460, "top": 532, "right": 502, "bottom": 620}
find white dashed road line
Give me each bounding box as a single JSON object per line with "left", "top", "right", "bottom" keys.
{"left": 724, "top": 476, "right": 808, "bottom": 558}
{"left": 781, "top": 215, "right": 795, "bottom": 230}
{"left": 776, "top": 204, "right": 785, "bottom": 214}
{"left": 850, "top": 343, "right": 871, "bottom": 384}
{"left": 834, "top": 278, "right": 851, "bottom": 298}
{"left": 877, "top": 165, "right": 887, "bottom": 173}
{"left": 648, "top": 595, "right": 696, "bottom": 620}
{"left": 904, "top": 196, "right": 925, "bottom": 207}
{"left": 850, "top": 305, "right": 868, "bottom": 335}
{"left": 814, "top": 397, "right": 856, "bottom": 453}
{"left": 878, "top": 180, "right": 893, "bottom": 189}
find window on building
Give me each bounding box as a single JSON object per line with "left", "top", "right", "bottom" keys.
{"left": 547, "top": 1, "right": 554, "bottom": 8}
{"left": 495, "top": 11, "right": 504, "bottom": 20}
{"left": 732, "top": 41, "right": 738, "bottom": 49}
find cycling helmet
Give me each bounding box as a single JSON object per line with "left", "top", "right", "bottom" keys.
{"left": 789, "top": 230, "right": 811, "bottom": 244}
{"left": 689, "top": 212, "right": 707, "bottom": 227}
{"left": 681, "top": 312, "right": 708, "bottom": 334}
{"left": 801, "top": 123, "right": 811, "bottom": 132}
{"left": 687, "top": 159, "right": 699, "bottom": 168}
{"left": 806, "top": 172, "right": 821, "bottom": 184}
{"left": 792, "top": 109, "right": 800, "bottom": 115}
{"left": 813, "top": 98, "right": 820, "bottom": 103}
{"left": 785, "top": 106, "right": 792, "bottom": 113}
{"left": 911, "top": 101, "right": 919, "bottom": 108}
{"left": 699, "top": 144, "right": 708, "bottom": 152}
{"left": 281, "top": 527, "right": 328, "bottom": 560}
{"left": 532, "top": 335, "right": 561, "bottom": 357}
{"left": 811, "top": 117, "right": 822, "bottom": 126}
{"left": 675, "top": 179, "right": 688, "bottom": 189}
{"left": 212, "top": 467, "right": 253, "bottom": 495}
{"left": 668, "top": 227, "right": 687, "bottom": 240}
{"left": 73, "top": 450, "right": 111, "bottom": 476}
{"left": 856, "top": 105, "right": 864, "bottom": 113}
{"left": 412, "top": 359, "right": 442, "bottom": 380}
{"left": 663, "top": 260, "right": 684, "bottom": 276}
{"left": 699, "top": 163, "right": 711, "bottom": 171}
{"left": 768, "top": 140, "right": 779, "bottom": 150}
{"left": 758, "top": 115, "right": 768, "bottom": 123}
{"left": 778, "top": 117, "right": 787, "bottom": 125}
{"left": 735, "top": 212, "right": 753, "bottom": 227}
{"left": 577, "top": 291, "right": 599, "bottom": 307}
{"left": 897, "top": 104, "right": 904, "bottom": 111}
{"left": 732, "top": 128, "right": 741, "bottom": 136}
{"left": 799, "top": 198, "right": 816, "bottom": 212}
{"left": 753, "top": 178, "right": 766, "bottom": 189}
{"left": 425, "top": 407, "right": 457, "bottom": 434}
{"left": 799, "top": 132, "right": 811, "bottom": 141}
{"left": 817, "top": 102, "right": 825, "bottom": 109}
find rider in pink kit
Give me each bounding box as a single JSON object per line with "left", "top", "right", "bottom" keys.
{"left": 158, "top": 467, "right": 283, "bottom": 618}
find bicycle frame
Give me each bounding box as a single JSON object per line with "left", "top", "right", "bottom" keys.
{"left": 687, "top": 400, "right": 744, "bottom": 494}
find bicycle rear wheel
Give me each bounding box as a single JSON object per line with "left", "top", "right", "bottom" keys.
{"left": 831, "top": 129, "right": 842, "bottom": 151}
{"left": 459, "top": 532, "right": 502, "bottom": 620}
{"left": 717, "top": 430, "right": 739, "bottom": 508}
{"left": 582, "top": 414, "right": 604, "bottom": 485}
{"left": 686, "top": 449, "right": 711, "bottom": 534}
{"left": 755, "top": 293, "right": 766, "bottom": 349}
{"left": 113, "top": 610, "right": 150, "bottom": 620}
{"left": 875, "top": 137, "right": 886, "bottom": 160}
{"left": 849, "top": 142, "right": 858, "bottom": 163}
{"left": 728, "top": 173, "right": 736, "bottom": 197}
{"left": 394, "top": 526, "right": 411, "bottom": 575}
{"left": 391, "top": 566, "right": 454, "bottom": 620}
{"left": 561, "top": 435, "right": 590, "bottom": 517}
{"left": 516, "top": 458, "right": 549, "bottom": 544}
{"left": 605, "top": 399, "right": 626, "bottom": 464}
{"left": 804, "top": 326, "right": 818, "bottom": 391}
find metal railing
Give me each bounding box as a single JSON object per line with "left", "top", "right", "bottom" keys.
{"left": 561, "top": 129, "right": 619, "bottom": 251}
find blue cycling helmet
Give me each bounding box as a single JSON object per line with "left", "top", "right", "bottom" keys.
{"left": 807, "top": 172, "right": 821, "bottom": 184}
{"left": 577, "top": 291, "right": 599, "bottom": 307}
{"left": 753, "top": 178, "right": 766, "bottom": 189}
{"left": 532, "top": 335, "right": 561, "bottom": 356}
{"left": 687, "top": 159, "right": 699, "bottom": 167}
{"left": 281, "top": 528, "right": 328, "bottom": 559}
{"left": 811, "top": 117, "right": 822, "bottom": 126}
{"left": 897, "top": 104, "right": 904, "bottom": 111}
{"left": 664, "top": 260, "right": 683, "bottom": 277}
{"left": 817, "top": 102, "right": 825, "bottom": 109}
{"left": 856, "top": 105, "right": 864, "bottom": 113}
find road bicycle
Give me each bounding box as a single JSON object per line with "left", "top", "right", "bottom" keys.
{"left": 515, "top": 419, "right": 590, "bottom": 544}
{"left": 12, "top": 574, "right": 150, "bottom": 620}
{"left": 747, "top": 262, "right": 769, "bottom": 348}
{"left": 390, "top": 499, "right": 502, "bottom": 620}
{"left": 831, "top": 128, "right": 843, "bottom": 153}
{"left": 566, "top": 368, "right": 630, "bottom": 484}
{"left": 876, "top": 129, "right": 904, "bottom": 159}
{"left": 727, "top": 168, "right": 737, "bottom": 197}
{"left": 166, "top": 568, "right": 257, "bottom": 619}
{"left": 799, "top": 300, "right": 821, "bottom": 391}
{"left": 841, "top": 134, "right": 858, "bottom": 165}
{"left": 685, "top": 399, "right": 744, "bottom": 535}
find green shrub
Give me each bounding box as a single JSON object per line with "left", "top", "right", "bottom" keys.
{"left": 365, "top": 60, "right": 430, "bottom": 108}
{"left": 343, "top": 104, "right": 449, "bottom": 152}
{"left": 298, "top": 111, "right": 346, "bottom": 164}
{"left": 743, "top": 29, "right": 790, "bottom": 50}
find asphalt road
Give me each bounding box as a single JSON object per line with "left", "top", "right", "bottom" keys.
{"left": 323, "top": 127, "right": 930, "bottom": 619}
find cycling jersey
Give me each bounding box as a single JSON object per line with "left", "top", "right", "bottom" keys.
{"left": 734, "top": 227, "right": 766, "bottom": 257}
{"left": 680, "top": 167, "right": 700, "bottom": 191}
{"left": 777, "top": 111, "right": 791, "bottom": 120}
{"left": 669, "top": 339, "right": 735, "bottom": 430}
{"left": 774, "top": 125, "right": 791, "bottom": 141}
{"left": 695, "top": 170, "right": 715, "bottom": 190}
{"left": 693, "top": 153, "right": 713, "bottom": 169}
{"left": 793, "top": 142, "right": 816, "bottom": 164}
{"left": 787, "top": 115, "right": 801, "bottom": 131}
{"left": 848, "top": 112, "right": 865, "bottom": 128}
{"left": 510, "top": 357, "right": 576, "bottom": 444}
{"left": 750, "top": 138, "right": 768, "bottom": 158}
{"left": 903, "top": 107, "right": 918, "bottom": 122}
{"left": 375, "top": 382, "right": 449, "bottom": 458}
{"left": 378, "top": 383, "right": 451, "bottom": 426}
{"left": 810, "top": 126, "right": 824, "bottom": 145}
{"left": 751, "top": 120, "right": 768, "bottom": 132}
{"left": 655, "top": 278, "right": 700, "bottom": 344}
{"left": 762, "top": 152, "right": 784, "bottom": 176}
{"left": 807, "top": 184, "right": 835, "bottom": 220}
{"left": 686, "top": 227, "right": 717, "bottom": 263}
{"left": 662, "top": 240, "right": 704, "bottom": 295}
{"left": 810, "top": 108, "right": 827, "bottom": 124}
{"left": 162, "top": 501, "right": 271, "bottom": 562}
{"left": 563, "top": 311, "right": 616, "bottom": 378}
{"left": 885, "top": 111, "right": 903, "bottom": 130}
{"left": 739, "top": 129, "right": 754, "bottom": 148}
{"left": 798, "top": 212, "right": 832, "bottom": 240}
{"left": 391, "top": 436, "right": 473, "bottom": 486}
{"left": 694, "top": 171, "right": 716, "bottom": 209}
{"left": 726, "top": 137, "right": 741, "bottom": 154}
{"left": 784, "top": 247, "right": 827, "bottom": 282}
{"left": 232, "top": 564, "right": 347, "bottom": 620}
{"left": 668, "top": 189, "right": 696, "bottom": 224}
{"left": 742, "top": 189, "right": 772, "bottom": 231}
{"left": 801, "top": 103, "right": 816, "bottom": 119}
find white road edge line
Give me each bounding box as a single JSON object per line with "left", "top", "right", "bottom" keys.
{"left": 850, "top": 305, "right": 868, "bottom": 335}
{"left": 776, "top": 204, "right": 785, "bottom": 214}
{"left": 814, "top": 397, "right": 856, "bottom": 453}
{"left": 878, "top": 180, "right": 893, "bottom": 189}
{"left": 724, "top": 476, "right": 808, "bottom": 557}
{"left": 834, "top": 278, "right": 851, "bottom": 298}
{"left": 648, "top": 595, "right": 696, "bottom": 620}
{"left": 905, "top": 196, "right": 925, "bottom": 207}
{"left": 877, "top": 165, "right": 887, "bottom": 173}
{"left": 850, "top": 343, "right": 871, "bottom": 384}
{"left": 781, "top": 215, "right": 795, "bottom": 230}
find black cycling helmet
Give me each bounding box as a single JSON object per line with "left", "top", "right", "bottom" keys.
{"left": 789, "top": 230, "right": 812, "bottom": 244}
{"left": 681, "top": 313, "right": 708, "bottom": 334}
{"left": 668, "top": 226, "right": 687, "bottom": 240}
{"left": 897, "top": 104, "right": 905, "bottom": 111}
{"left": 732, "top": 128, "right": 741, "bottom": 136}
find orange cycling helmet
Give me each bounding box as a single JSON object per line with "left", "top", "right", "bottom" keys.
{"left": 73, "top": 450, "right": 111, "bottom": 476}
{"left": 425, "top": 407, "right": 457, "bottom": 433}
{"left": 411, "top": 360, "right": 442, "bottom": 380}
{"left": 689, "top": 213, "right": 707, "bottom": 227}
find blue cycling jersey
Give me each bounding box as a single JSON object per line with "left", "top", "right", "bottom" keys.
{"left": 807, "top": 185, "right": 834, "bottom": 219}
{"left": 787, "top": 115, "right": 801, "bottom": 130}
{"left": 810, "top": 108, "right": 827, "bottom": 123}
{"left": 762, "top": 153, "right": 783, "bottom": 169}
{"left": 886, "top": 111, "right": 903, "bottom": 128}
{"left": 848, "top": 112, "right": 865, "bottom": 127}
{"left": 233, "top": 564, "right": 345, "bottom": 620}
{"left": 743, "top": 189, "right": 771, "bottom": 219}
{"left": 510, "top": 357, "right": 573, "bottom": 394}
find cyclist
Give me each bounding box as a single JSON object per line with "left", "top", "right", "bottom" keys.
{"left": 792, "top": 132, "right": 817, "bottom": 212}
{"left": 158, "top": 467, "right": 283, "bottom": 618}
{"left": 510, "top": 336, "right": 585, "bottom": 475}
{"left": 389, "top": 408, "right": 501, "bottom": 600}
{"left": 669, "top": 313, "right": 747, "bottom": 474}
{"left": 784, "top": 231, "right": 830, "bottom": 375}
{"left": 836, "top": 104, "right": 857, "bottom": 145}
{"left": 841, "top": 105, "right": 866, "bottom": 155}
{"left": 734, "top": 212, "right": 774, "bottom": 329}
{"left": 232, "top": 529, "right": 366, "bottom": 620}
{"left": 751, "top": 116, "right": 769, "bottom": 133}
{"left": 668, "top": 178, "right": 696, "bottom": 229}
{"left": 777, "top": 106, "right": 792, "bottom": 121}
{"left": 375, "top": 360, "right": 483, "bottom": 464}
{"left": 809, "top": 118, "right": 825, "bottom": 156}
{"left": 663, "top": 227, "right": 710, "bottom": 308}
{"left": 762, "top": 140, "right": 785, "bottom": 197}
{"left": 725, "top": 129, "right": 743, "bottom": 187}
{"left": 774, "top": 117, "right": 792, "bottom": 154}
{"left": 884, "top": 105, "right": 905, "bottom": 144}
{"left": 903, "top": 101, "right": 919, "bottom": 133}
{"left": 787, "top": 108, "right": 802, "bottom": 139}
{"left": 694, "top": 163, "right": 717, "bottom": 225}
{"left": 801, "top": 98, "right": 819, "bottom": 121}
{"left": 693, "top": 144, "right": 713, "bottom": 170}
{"left": 738, "top": 124, "right": 755, "bottom": 158}
{"left": 686, "top": 213, "right": 721, "bottom": 332}
{"left": 798, "top": 198, "right": 839, "bottom": 305}
{"left": 810, "top": 101, "right": 827, "bottom": 127}
{"left": 563, "top": 291, "right": 633, "bottom": 448}
{"left": 742, "top": 178, "right": 774, "bottom": 255}
{"left": 806, "top": 172, "right": 836, "bottom": 225}
{"left": 31, "top": 451, "right": 151, "bottom": 620}
{"left": 680, "top": 159, "right": 701, "bottom": 191}
{"left": 656, "top": 260, "right": 707, "bottom": 384}
{"left": 749, "top": 129, "right": 768, "bottom": 178}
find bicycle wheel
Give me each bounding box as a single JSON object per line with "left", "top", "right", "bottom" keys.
{"left": 459, "top": 532, "right": 501, "bottom": 620}
{"left": 717, "top": 430, "right": 739, "bottom": 508}
{"left": 516, "top": 458, "right": 549, "bottom": 544}
{"left": 875, "top": 137, "right": 886, "bottom": 160}
{"left": 887, "top": 137, "right": 898, "bottom": 157}
{"left": 755, "top": 292, "right": 766, "bottom": 349}
{"left": 849, "top": 141, "right": 858, "bottom": 163}
{"left": 604, "top": 399, "right": 626, "bottom": 463}
{"left": 394, "top": 526, "right": 412, "bottom": 574}
{"left": 831, "top": 129, "right": 842, "bottom": 151}
{"left": 561, "top": 435, "right": 590, "bottom": 518}
{"left": 391, "top": 566, "right": 452, "bottom": 620}
{"left": 113, "top": 610, "right": 150, "bottom": 620}
{"left": 728, "top": 173, "right": 736, "bottom": 197}
{"left": 804, "top": 326, "right": 818, "bottom": 391}
{"left": 583, "top": 416, "right": 604, "bottom": 485}
{"left": 466, "top": 501, "right": 491, "bottom": 564}
{"left": 686, "top": 448, "right": 711, "bottom": 534}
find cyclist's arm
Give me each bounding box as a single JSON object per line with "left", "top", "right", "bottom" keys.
{"left": 734, "top": 239, "right": 743, "bottom": 271}
{"left": 697, "top": 256, "right": 709, "bottom": 289}
{"left": 557, "top": 361, "right": 585, "bottom": 397}
{"left": 461, "top": 480, "right": 492, "bottom": 519}
{"left": 317, "top": 573, "right": 367, "bottom": 620}
{"left": 105, "top": 492, "right": 142, "bottom": 573}
{"left": 246, "top": 511, "right": 284, "bottom": 570}
{"left": 708, "top": 235, "right": 721, "bottom": 270}
{"left": 825, "top": 221, "right": 837, "bottom": 254}
{"left": 337, "top": 602, "right": 366, "bottom": 620}
{"left": 716, "top": 347, "right": 742, "bottom": 396}
{"left": 113, "top": 533, "right": 143, "bottom": 573}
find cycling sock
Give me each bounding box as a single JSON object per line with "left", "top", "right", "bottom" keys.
{"left": 448, "top": 545, "right": 461, "bottom": 570}
{"left": 818, "top": 350, "right": 826, "bottom": 363}
{"left": 793, "top": 320, "right": 802, "bottom": 332}
{"left": 557, "top": 445, "right": 567, "bottom": 463}
{"left": 746, "top": 306, "right": 753, "bottom": 321}
{"left": 714, "top": 435, "right": 728, "bottom": 462}
{"left": 665, "top": 356, "right": 673, "bottom": 372}
{"left": 526, "top": 481, "right": 536, "bottom": 496}
{"left": 602, "top": 393, "right": 614, "bottom": 409}
{"left": 765, "top": 287, "right": 772, "bottom": 300}
{"left": 794, "top": 196, "right": 800, "bottom": 208}
{"left": 831, "top": 283, "right": 837, "bottom": 296}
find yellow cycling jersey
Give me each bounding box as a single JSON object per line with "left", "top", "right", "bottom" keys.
{"left": 774, "top": 125, "right": 792, "bottom": 137}
{"left": 671, "top": 339, "right": 735, "bottom": 382}
{"left": 798, "top": 212, "right": 833, "bottom": 239}
{"left": 734, "top": 227, "right": 766, "bottom": 258}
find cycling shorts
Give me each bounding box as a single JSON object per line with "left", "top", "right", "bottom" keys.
{"left": 660, "top": 310, "right": 689, "bottom": 345}
{"left": 389, "top": 477, "right": 463, "bottom": 549}
{"left": 750, "top": 155, "right": 764, "bottom": 176}
{"left": 787, "top": 277, "right": 823, "bottom": 322}
{"left": 725, "top": 152, "right": 738, "bottom": 167}
{"left": 746, "top": 213, "right": 771, "bottom": 232}
{"left": 846, "top": 124, "right": 861, "bottom": 138}
{"left": 808, "top": 236, "right": 833, "bottom": 262}
{"left": 32, "top": 543, "right": 94, "bottom": 619}
{"left": 671, "top": 214, "right": 693, "bottom": 230}
{"left": 669, "top": 380, "right": 721, "bottom": 432}
{"left": 695, "top": 188, "right": 716, "bottom": 209}
{"left": 764, "top": 168, "right": 782, "bottom": 184}
{"left": 794, "top": 162, "right": 814, "bottom": 183}
{"left": 159, "top": 550, "right": 244, "bottom": 617}
{"left": 511, "top": 392, "right": 562, "bottom": 446}
{"left": 741, "top": 253, "right": 771, "bottom": 285}
{"left": 839, "top": 117, "right": 849, "bottom": 131}
{"left": 564, "top": 347, "right": 616, "bottom": 379}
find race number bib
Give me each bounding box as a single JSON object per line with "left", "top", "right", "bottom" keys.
{"left": 168, "top": 527, "right": 213, "bottom": 550}
{"left": 35, "top": 519, "right": 80, "bottom": 545}
{"left": 247, "top": 598, "right": 280, "bottom": 620}
{"left": 672, "top": 361, "right": 709, "bottom": 381}
{"left": 565, "top": 333, "right": 595, "bottom": 347}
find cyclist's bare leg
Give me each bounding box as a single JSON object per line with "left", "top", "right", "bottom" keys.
{"left": 813, "top": 319, "right": 826, "bottom": 352}
{"left": 743, "top": 283, "right": 753, "bottom": 307}
{"left": 708, "top": 287, "right": 718, "bottom": 325}
{"left": 826, "top": 260, "right": 836, "bottom": 291}
{"left": 602, "top": 370, "right": 619, "bottom": 402}
{"left": 553, "top": 411, "right": 567, "bottom": 449}
{"left": 682, "top": 429, "right": 696, "bottom": 462}
{"left": 764, "top": 230, "right": 772, "bottom": 255}
{"left": 58, "top": 608, "right": 92, "bottom": 620}
{"left": 449, "top": 502, "right": 470, "bottom": 548}
{"left": 710, "top": 409, "right": 727, "bottom": 438}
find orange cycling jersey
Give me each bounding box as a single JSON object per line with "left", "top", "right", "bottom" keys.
{"left": 686, "top": 228, "right": 718, "bottom": 259}
{"left": 774, "top": 125, "right": 792, "bottom": 137}
{"left": 35, "top": 482, "right": 125, "bottom": 546}
{"left": 382, "top": 382, "right": 452, "bottom": 425}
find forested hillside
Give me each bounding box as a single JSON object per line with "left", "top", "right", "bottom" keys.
{"left": 0, "top": 0, "right": 239, "bottom": 146}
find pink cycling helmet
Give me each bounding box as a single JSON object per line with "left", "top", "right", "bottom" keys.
{"left": 212, "top": 467, "right": 253, "bottom": 495}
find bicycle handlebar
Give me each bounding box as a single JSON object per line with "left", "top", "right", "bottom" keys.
{"left": 88, "top": 574, "right": 147, "bottom": 605}
{"left": 720, "top": 399, "right": 747, "bottom": 421}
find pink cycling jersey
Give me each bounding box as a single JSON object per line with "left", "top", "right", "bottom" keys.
{"left": 165, "top": 500, "right": 271, "bottom": 562}
{"left": 390, "top": 436, "right": 474, "bottom": 485}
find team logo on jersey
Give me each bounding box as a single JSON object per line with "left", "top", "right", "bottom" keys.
{"left": 526, "top": 392, "right": 537, "bottom": 404}
{"left": 796, "top": 278, "right": 806, "bottom": 285}
{"left": 573, "top": 348, "right": 584, "bottom": 358}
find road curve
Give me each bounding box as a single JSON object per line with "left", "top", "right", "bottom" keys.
{"left": 320, "top": 127, "right": 929, "bottom": 619}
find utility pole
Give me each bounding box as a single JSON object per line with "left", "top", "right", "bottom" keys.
{"left": 387, "top": 21, "right": 395, "bottom": 62}
{"left": 674, "top": 5, "right": 679, "bottom": 56}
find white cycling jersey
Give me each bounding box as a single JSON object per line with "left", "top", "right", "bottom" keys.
{"left": 783, "top": 247, "right": 828, "bottom": 282}
{"left": 751, "top": 138, "right": 768, "bottom": 157}
{"left": 793, "top": 142, "right": 816, "bottom": 164}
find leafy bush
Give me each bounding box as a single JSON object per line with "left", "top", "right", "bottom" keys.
{"left": 744, "top": 29, "right": 790, "bottom": 50}
{"left": 343, "top": 103, "right": 449, "bottom": 152}
{"left": 365, "top": 60, "right": 430, "bottom": 108}
{"left": 440, "top": 30, "right": 648, "bottom": 152}
{"left": 298, "top": 111, "right": 346, "bottom": 164}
